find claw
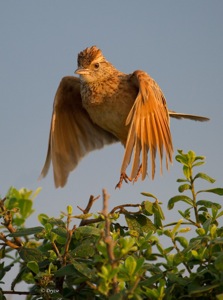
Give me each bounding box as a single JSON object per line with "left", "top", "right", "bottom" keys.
{"left": 115, "top": 164, "right": 142, "bottom": 189}
{"left": 115, "top": 173, "right": 132, "bottom": 189}
{"left": 133, "top": 164, "right": 142, "bottom": 183}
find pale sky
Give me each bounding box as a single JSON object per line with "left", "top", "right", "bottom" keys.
{"left": 1, "top": 1, "right": 223, "bottom": 297}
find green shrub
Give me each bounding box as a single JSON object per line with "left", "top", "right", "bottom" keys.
{"left": 1, "top": 150, "right": 223, "bottom": 300}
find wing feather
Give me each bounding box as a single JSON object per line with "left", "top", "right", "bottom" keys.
{"left": 121, "top": 70, "right": 173, "bottom": 181}
{"left": 40, "top": 76, "right": 118, "bottom": 187}
{"left": 169, "top": 111, "right": 209, "bottom": 121}
{"left": 130, "top": 118, "right": 141, "bottom": 179}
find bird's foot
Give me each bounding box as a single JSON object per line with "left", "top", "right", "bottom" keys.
{"left": 115, "top": 173, "right": 132, "bottom": 189}
{"left": 133, "top": 164, "right": 142, "bottom": 183}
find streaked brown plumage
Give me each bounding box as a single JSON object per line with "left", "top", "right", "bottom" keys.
{"left": 40, "top": 46, "right": 209, "bottom": 188}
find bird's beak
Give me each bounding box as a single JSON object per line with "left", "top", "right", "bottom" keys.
{"left": 75, "top": 68, "right": 90, "bottom": 75}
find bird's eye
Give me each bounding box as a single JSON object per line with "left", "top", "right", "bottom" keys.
{"left": 94, "top": 63, "right": 100, "bottom": 69}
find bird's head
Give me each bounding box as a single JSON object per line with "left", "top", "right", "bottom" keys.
{"left": 75, "top": 46, "right": 115, "bottom": 83}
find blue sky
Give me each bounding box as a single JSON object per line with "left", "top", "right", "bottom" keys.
{"left": 1, "top": 1, "right": 223, "bottom": 296}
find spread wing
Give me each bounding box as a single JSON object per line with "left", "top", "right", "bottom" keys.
{"left": 40, "top": 76, "right": 118, "bottom": 187}
{"left": 121, "top": 70, "right": 173, "bottom": 180}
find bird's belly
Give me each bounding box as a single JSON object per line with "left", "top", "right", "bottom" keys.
{"left": 83, "top": 94, "right": 135, "bottom": 144}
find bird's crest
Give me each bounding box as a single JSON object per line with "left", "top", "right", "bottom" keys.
{"left": 77, "top": 46, "right": 104, "bottom": 68}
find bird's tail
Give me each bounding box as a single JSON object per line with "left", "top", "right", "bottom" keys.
{"left": 169, "top": 110, "right": 209, "bottom": 122}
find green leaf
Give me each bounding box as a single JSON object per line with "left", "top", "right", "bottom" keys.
{"left": 168, "top": 195, "right": 193, "bottom": 210}
{"left": 156, "top": 243, "right": 164, "bottom": 255}
{"left": 192, "top": 161, "right": 205, "bottom": 167}
{"left": 153, "top": 211, "right": 163, "bottom": 228}
{"left": 5, "top": 187, "right": 39, "bottom": 220}
{"left": 135, "top": 257, "right": 145, "bottom": 274}
{"left": 72, "top": 260, "right": 96, "bottom": 279}
{"left": 9, "top": 226, "right": 44, "bottom": 237}
{"left": 212, "top": 238, "right": 223, "bottom": 245}
{"left": 188, "top": 150, "right": 196, "bottom": 163}
{"left": 71, "top": 239, "right": 95, "bottom": 258}
{"left": 18, "top": 199, "right": 34, "bottom": 219}
{"left": 99, "top": 264, "right": 118, "bottom": 282}
{"left": 194, "top": 172, "right": 215, "bottom": 183}
{"left": 46, "top": 218, "right": 65, "bottom": 227}
{"left": 19, "top": 247, "right": 45, "bottom": 262}
{"left": 171, "top": 219, "right": 183, "bottom": 235}
{"left": 198, "top": 206, "right": 208, "bottom": 212}
{"left": 124, "top": 256, "right": 137, "bottom": 276}
{"left": 163, "top": 230, "right": 172, "bottom": 238}
{"left": 175, "top": 153, "right": 188, "bottom": 166}
{"left": 27, "top": 261, "right": 39, "bottom": 274}
{"left": 183, "top": 165, "right": 191, "bottom": 179}
{"left": 212, "top": 205, "right": 219, "bottom": 219}
{"left": 197, "top": 188, "right": 223, "bottom": 196}
{"left": 74, "top": 226, "right": 101, "bottom": 239}
{"left": 167, "top": 273, "right": 189, "bottom": 285}
{"left": 51, "top": 227, "right": 68, "bottom": 238}
{"left": 153, "top": 202, "right": 165, "bottom": 221}
{"left": 174, "top": 236, "right": 188, "bottom": 248}
{"left": 177, "top": 178, "right": 189, "bottom": 183}
{"left": 38, "top": 213, "right": 49, "bottom": 225}
{"left": 0, "top": 262, "right": 13, "bottom": 282}
{"left": 55, "top": 264, "right": 78, "bottom": 277}
{"left": 141, "top": 192, "right": 157, "bottom": 200}
{"left": 196, "top": 228, "right": 206, "bottom": 236}
{"left": 140, "top": 274, "right": 163, "bottom": 287}
{"left": 143, "top": 201, "right": 154, "bottom": 215}
{"left": 5, "top": 196, "right": 19, "bottom": 210}
{"left": 11, "top": 266, "right": 27, "bottom": 290}
{"left": 216, "top": 211, "right": 223, "bottom": 219}
{"left": 178, "top": 184, "right": 191, "bottom": 193}
{"left": 55, "top": 261, "right": 96, "bottom": 280}
{"left": 189, "top": 283, "right": 220, "bottom": 295}
{"left": 196, "top": 200, "right": 221, "bottom": 209}
{"left": 173, "top": 252, "right": 185, "bottom": 265}
{"left": 203, "top": 218, "right": 212, "bottom": 233}
{"left": 178, "top": 207, "right": 192, "bottom": 220}
{"left": 66, "top": 205, "right": 72, "bottom": 215}
{"left": 164, "top": 246, "right": 174, "bottom": 254}
{"left": 73, "top": 213, "right": 93, "bottom": 220}
{"left": 125, "top": 214, "right": 156, "bottom": 233}
{"left": 182, "top": 240, "right": 201, "bottom": 254}
{"left": 30, "top": 187, "right": 42, "bottom": 200}
{"left": 0, "top": 248, "right": 5, "bottom": 260}
{"left": 194, "top": 155, "right": 206, "bottom": 161}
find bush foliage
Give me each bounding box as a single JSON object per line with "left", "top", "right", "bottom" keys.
{"left": 1, "top": 150, "right": 223, "bottom": 300}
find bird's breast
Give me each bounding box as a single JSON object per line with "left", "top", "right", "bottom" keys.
{"left": 80, "top": 79, "right": 137, "bottom": 144}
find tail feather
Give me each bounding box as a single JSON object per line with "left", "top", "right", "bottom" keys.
{"left": 169, "top": 111, "right": 209, "bottom": 122}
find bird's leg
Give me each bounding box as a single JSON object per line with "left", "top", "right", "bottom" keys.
{"left": 115, "top": 173, "right": 132, "bottom": 189}
{"left": 133, "top": 164, "right": 142, "bottom": 183}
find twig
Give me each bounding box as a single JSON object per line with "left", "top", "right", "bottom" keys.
{"left": 163, "top": 221, "right": 192, "bottom": 228}
{"left": 101, "top": 189, "right": 119, "bottom": 294}
{"left": 0, "top": 232, "right": 20, "bottom": 249}
{"left": 52, "top": 241, "right": 61, "bottom": 259}
{"left": 79, "top": 195, "right": 100, "bottom": 226}
{"left": 63, "top": 225, "right": 76, "bottom": 265}
{"left": 172, "top": 237, "right": 192, "bottom": 274}
{"left": 79, "top": 216, "right": 103, "bottom": 226}
{"left": 0, "top": 200, "right": 22, "bottom": 248}
{"left": 79, "top": 199, "right": 143, "bottom": 226}
{"left": 1, "top": 290, "right": 35, "bottom": 295}
{"left": 110, "top": 203, "right": 142, "bottom": 215}
{"left": 80, "top": 195, "right": 100, "bottom": 214}
{"left": 127, "top": 276, "right": 141, "bottom": 298}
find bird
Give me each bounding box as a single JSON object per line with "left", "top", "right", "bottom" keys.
{"left": 40, "top": 46, "right": 209, "bottom": 188}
